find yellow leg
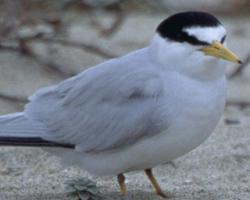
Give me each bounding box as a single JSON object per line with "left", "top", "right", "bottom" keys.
{"left": 145, "top": 168, "right": 168, "bottom": 198}
{"left": 117, "top": 173, "right": 128, "bottom": 196}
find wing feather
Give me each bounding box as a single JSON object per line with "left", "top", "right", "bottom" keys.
{"left": 25, "top": 50, "right": 168, "bottom": 152}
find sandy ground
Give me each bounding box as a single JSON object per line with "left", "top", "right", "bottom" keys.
{"left": 0, "top": 13, "right": 250, "bottom": 200}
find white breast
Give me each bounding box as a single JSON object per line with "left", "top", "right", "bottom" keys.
{"left": 64, "top": 73, "right": 227, "bottom": 176}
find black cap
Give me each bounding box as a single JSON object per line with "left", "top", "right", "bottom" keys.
{"left": 157, "top": 11, "right": 222, "bottom": 46}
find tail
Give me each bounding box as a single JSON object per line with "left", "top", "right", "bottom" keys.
{"left": 0, "top": 112, "right": 73, "bottom": 148}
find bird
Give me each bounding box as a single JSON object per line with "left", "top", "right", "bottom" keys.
{"left": 0, "top": 11, "right": 241, "bottom": 198}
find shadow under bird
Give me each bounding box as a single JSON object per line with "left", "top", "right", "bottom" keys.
{"left": 0, "top": 11, "right": 242, "bottom": 198}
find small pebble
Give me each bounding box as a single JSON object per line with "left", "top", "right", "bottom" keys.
{"left": 224, "top": 118, "right": 240, "bottom": 125}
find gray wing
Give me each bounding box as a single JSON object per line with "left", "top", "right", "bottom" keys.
{"left": 25, "top": 56, "right": 167, "bottom": 152}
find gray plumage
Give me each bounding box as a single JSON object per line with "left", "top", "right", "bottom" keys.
{"left": 0, "top": 48, "right": 168, "bottom": 153}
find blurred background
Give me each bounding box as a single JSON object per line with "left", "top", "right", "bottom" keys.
{"left": 0, "top": 0, "right": 249, "bottom": 114}
{"left": 0, "top": 1, "right": 250, "bottom": 200}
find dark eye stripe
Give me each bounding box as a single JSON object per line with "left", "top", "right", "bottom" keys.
{"left": 221, "top": 35, "right": 226, "bottom": 43}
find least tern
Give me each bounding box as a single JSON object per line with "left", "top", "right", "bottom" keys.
{"left": 0, "top": 11, "right": 241, "bottom": 198}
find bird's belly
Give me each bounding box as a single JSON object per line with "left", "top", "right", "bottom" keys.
{"left": 54, "top": 78, "right": 226, "bottom": 176}
{"left": 75, "top": 98, "right": 225, "bottom": 176}
{"left": 78, "top": 80, "right": 226, "bottom": 175}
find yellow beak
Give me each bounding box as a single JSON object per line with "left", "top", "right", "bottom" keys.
{"left": 201, "top": 41, "right": 242, "bottom": 64}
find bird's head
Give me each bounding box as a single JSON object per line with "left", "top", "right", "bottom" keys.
{"left": 150, "top": 11, "right": 242, "bottom": 80}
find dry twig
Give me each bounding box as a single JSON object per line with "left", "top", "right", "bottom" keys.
{"left": 0, "top": 41, "right": 75, "bottom": 78}
{"left": 33, "top": 37, "right": 116, "bottom": 59}
{"left": 90, "top": 4, "right": 125, "bottom": 37}
{"left": 226, "top": 100, "right": 250, "bottom": 109}
{"left": 0, "top": 31, "right": 117, "bottom": 79}
{"left": 0, "top": 93, "right": 27, "bottom": 104}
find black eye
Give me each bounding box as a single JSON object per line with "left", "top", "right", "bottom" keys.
{"left": 221, "top": 35, "right": 226, "bottom": 43}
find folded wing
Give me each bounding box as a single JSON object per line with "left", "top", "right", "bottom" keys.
{"left": 25, "top": 54, "right": 167, "bottom": 152}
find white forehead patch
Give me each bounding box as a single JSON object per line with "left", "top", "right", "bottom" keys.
{"left": 184, "top": 26, "right": 226, "bottom": 44}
